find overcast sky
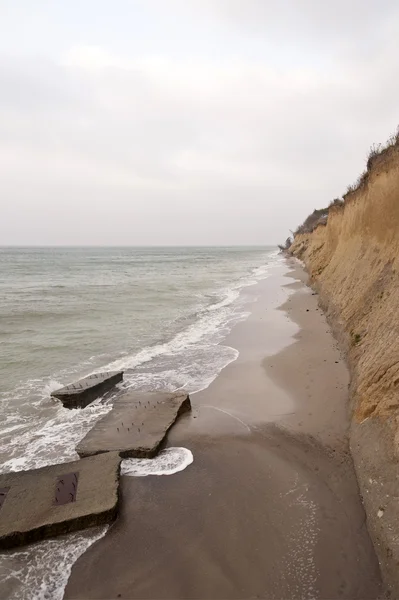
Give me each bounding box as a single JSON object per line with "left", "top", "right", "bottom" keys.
{"left": 1, "top": 1, "right": 398, "bottom": 246}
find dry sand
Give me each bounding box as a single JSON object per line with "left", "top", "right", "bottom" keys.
{"left": 65, "top": 260, "right": 382, "bottom": 600}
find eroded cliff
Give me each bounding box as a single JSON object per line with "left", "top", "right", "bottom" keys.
{"left": 289, "top": 140, "right": 399, "bottom": 594}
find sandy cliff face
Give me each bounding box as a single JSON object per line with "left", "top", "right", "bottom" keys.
{"left": 289, "top": 146, "right": 399, "bottom": 593}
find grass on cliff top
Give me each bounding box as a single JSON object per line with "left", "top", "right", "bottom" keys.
{"left": 285, "top": 125, "right": 399, "bottom": 244}
{"left": 345, "top": 125, "right": 399, "bottom": 198}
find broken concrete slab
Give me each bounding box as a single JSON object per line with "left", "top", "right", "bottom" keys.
{"left": 76, "top": 391, "right": 191, "bottom": 459}
{"left": 0, "top": 452, "right": 121, "bottom": 550}
{"left": 51, "top": 371, "right": 123, "bottom": 409}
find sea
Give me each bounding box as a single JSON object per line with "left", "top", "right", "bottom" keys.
{"left": 0, "top": 245, "right": 278, "bottom": 599}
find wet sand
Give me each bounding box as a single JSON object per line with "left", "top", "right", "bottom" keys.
{"left": 65, "top": 260, "right": 382, "bottom": 599}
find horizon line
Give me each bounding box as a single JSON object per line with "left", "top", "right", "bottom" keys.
{"left": 0, "top": 244, "right": 277, "bottom": 249}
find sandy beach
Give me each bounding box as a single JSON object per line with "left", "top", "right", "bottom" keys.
{"left": 65, "top": 259, "right": 382, "bottom": 600}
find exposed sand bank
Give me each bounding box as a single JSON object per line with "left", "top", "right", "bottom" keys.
{"left": 65, "top": 262, "right": 381, "bottom": 600}
{"left": 288, "top": 143, "right": 399, "bottom": 593}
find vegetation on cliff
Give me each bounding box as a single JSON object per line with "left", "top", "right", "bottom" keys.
{"left": 277, "top": 237, "right": 292, "bottom": 252}
{"left": 280, "top": 126, "right": 399, "bottom": 250}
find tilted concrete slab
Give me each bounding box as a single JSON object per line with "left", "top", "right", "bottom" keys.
{"left": 76, "top": 391, "right": 191, "bottom": 459}
{"left": 51, "top": 371, "right": 123, "bottom": 409}
{"left": 0, "top": 452, "right": 121, "bottom": 550}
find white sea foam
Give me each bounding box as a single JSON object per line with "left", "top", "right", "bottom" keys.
{"left": 122, "top": 345, "right": 239, "bottom": 395}
{"left": 0, "top": 423, "right": 26, "bottom": 435}
{"left": 121, "top": 447, "right": 193, "bottom": 477}
{"left": 100, "top": 300, "right": 241, "bottom": 374}
{"left": 42, "top": 380, "right": 65, "bottom": 396}
{"left": 279, "top": 475, "right": 319, "bottom": 599}
{"left": 0, "top": 527, "right": 108, "bottom": 600}
{"left": 202, "top": 288, "right": 240, "bottom": 312}
{"left": 0, "top": 395, "right": 113, "bottom": 473}
{"left": 96, "top": 259, "right": 271, "bottom": 377}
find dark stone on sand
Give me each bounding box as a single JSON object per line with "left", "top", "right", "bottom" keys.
{"left": 76, "top": 391, "right": 191, "bottom": 459}
{"left": 0, "top": 488, "right": 9, "bottom": 511}
{"left": 51, "top": 371, "right": 124, "bottom": 409}
{"left": 0, "top": 452, "right": 121, "bottom": 550}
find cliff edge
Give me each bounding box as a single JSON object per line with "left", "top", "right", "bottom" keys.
{"left": 288, "top": 133, "right": 399, "bottom": 594}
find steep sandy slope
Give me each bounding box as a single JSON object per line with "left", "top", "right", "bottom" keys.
{"left": 289, "top": 145, "right": 399, "bottom": 594}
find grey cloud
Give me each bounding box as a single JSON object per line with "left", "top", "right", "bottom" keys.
{"left": 1, "top": 1, "right": 399, "bottom": 245}
{"left": 168, "top": 0, "right": 398, "bottom": 41}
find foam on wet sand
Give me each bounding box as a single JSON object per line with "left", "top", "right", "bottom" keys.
{"left": 121, "top": 447, "right": 193, "bottom": 477}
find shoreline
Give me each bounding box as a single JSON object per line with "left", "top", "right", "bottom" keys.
{"left": 0, "top": 252, "right": 276, "bottom": 600}
{"left": 0, "top": 247, "right": 272, "bottom": 477}
{"left": 65, "top": 259, "right": 382, "bottom": 599}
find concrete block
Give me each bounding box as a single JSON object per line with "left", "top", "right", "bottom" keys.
{"left": 0, "top": 452, "right": 121, "bottom": 550}
{"left": 51, "top": 371, "right": 123, "bottom": 409}
{"left": 76, "top": 391, "right": 191, "bottom": 459}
